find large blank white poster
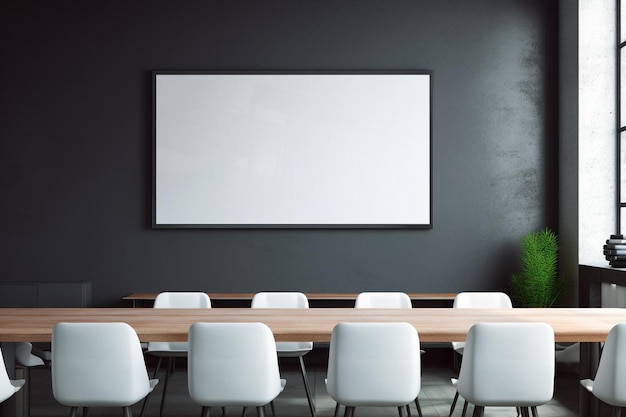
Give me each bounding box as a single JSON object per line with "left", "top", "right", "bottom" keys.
{"left": 154, "top": 72, "right": 431, "bottom": 227}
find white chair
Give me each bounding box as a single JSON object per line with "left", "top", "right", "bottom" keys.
{"left": 354, "top": 292, "right": 412, "bottom": 308}
{"left": 353, "top": 292, "right": 423, "bottom": 417}
{"left": 15, "top": 342, "right": 45, "bottom": 417}
{"left": 51, "top": 322, "right": 158, "bottom": 417}
{"left": 188, "top": 322, "right": 285, "bottom": 417}
{"left": 145, "top": 292, "right": 211, "bottom": 417}
{"left": 327, "top": 322, "right": 420, "bottom": 417}
{"left": 456, "top": 322, "right": 555, "bottom": 417}
{"left": 448, "top": 291, "right": 512, "bottom": 417}
{"left": 581, "top": 323, "right": 626, "bottom": 417}
{"left": 251, "top": 292, "right": 315, "bottom": 417}
{"left": 0, "top": 347, "right": 25, "bottom": 404}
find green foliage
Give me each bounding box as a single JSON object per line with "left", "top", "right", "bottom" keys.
{"left": 510, "top": 228, "right": 567, "bottom": 307}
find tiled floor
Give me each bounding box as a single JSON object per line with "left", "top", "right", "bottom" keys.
{"left": 25, "top": 350, "right": 582, "bottom": 417}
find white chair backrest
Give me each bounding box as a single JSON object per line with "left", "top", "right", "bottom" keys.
{"left": 52, "top": 322, "right": 151, "bottom": 407}
{"left": 451, "top": 292, "right": 513, "bottom": 353}
{"left": 456, "top": 322, "right": 554, "bottom": 407}
{"left": 590, "top": 323, "right": 626, "bottom": 405}
{"left": 354, "top": 292, "right": 412, "bottom": 308}
{"left": 188, "top": 322, "right": 282, "bottom": 407}
{"left": 0, "top": 348, "right": 22, "bottom": 403}
{"left": 251, "top": 292, "right": 309, "bottom": 309}
{"left": 326, "top": 322, "right": 420, "bottom": 406}
{"left": 153, "top": 292, "right": 211, "bottom": 308}
{"left": 453, "top": 292, "right": 512, "bottom": 309}
{"left": 251, "top": 292, "right": 311, "bottom": 352}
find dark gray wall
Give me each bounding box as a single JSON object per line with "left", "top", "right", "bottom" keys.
{"left": 0, "top": 1, "right": 558, "bottom": 306}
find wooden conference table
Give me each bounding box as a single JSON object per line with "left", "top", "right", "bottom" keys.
{"left": 0, "top": 306, "right": 623, "bottom": 417}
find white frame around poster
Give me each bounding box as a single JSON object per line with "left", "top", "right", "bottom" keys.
{"left": 152, "top": 71, "right": 432, "bottom": 228}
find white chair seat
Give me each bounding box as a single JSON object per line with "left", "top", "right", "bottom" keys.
{"left": 147, "top": 342, "right": 189, "bottom": 355}
{"left": 16, "top": 342, "right": 44, "bottom": 367}
{"left": 580, "top": 379, "right": 594, "bottom": 393}
{"left": 10, "top": 380, "right": 25, "bottom": 391}
{"left": 276, "top": 342, "right": 313, "bottom": 356}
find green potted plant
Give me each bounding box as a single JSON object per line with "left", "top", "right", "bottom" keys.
{"left": 510, "top": 228, "right": 567, "bottom": 307}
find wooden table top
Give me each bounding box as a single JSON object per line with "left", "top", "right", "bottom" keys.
{"left": 0, "top": 307, "right": 624, "bottom": 343}
{"left": 122, "top": 292, "right": 458, "bottom": 301}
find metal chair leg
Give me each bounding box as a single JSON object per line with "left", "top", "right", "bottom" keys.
{"left": 270, "top": 401, "right": 276, "bottom": 417}
{"left": 531, "top": 406, "right": 540, "bottom": 417}
{"left": 449, "top": 391, "right": 459, "bottom": 417}
{"left": 159, "top": 357, "right": 173, "bottom": 417}
{"left": 201, "top": 406, "right": 210, "bottom": 417}
{"left": 83, "top": 407, "right": 90, "bottom": 417}
{"left": 471, "top": 405, "right": 484, "bottom": 417}
{"left": 406, "top": 404, "right": 412, "bottom": 417}
{"left": 141, "top": 355, "right": 164, "bottom": 416}
{"left": 69, "top": 407, "right": 78, "bottom": 417}
{"left": 256, "top": 406, "right": 265, "bottom": 417}
{"left": 242, "top": 407, "right": 247, "bottom": 417}
{"left": 123, "top": 406, "right": 133, "bottom": 417}
{"left": 333, "top": 403, "right": 341, "bottom": 417}
{"left": 414, "top": 398, "right": 423, "bottom": 417}
{"left": 298, "top": 356, "right": 315, "bottom": 417}
{"left": 613, "top": 407, "right": 622, "bottom": 417}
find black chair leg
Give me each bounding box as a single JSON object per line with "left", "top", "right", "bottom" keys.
{"left": 449, "top": 392, "right": 459, "bottom": 417}
{"left": 414, "top": 398, "right": 423, "bottom": 417}
{"left": 297, "top": 356, "right": 315, "bottom": 417}
{"left": 531, "top": 406, "right": 540, "bottom": 417}
{"left": 141, "top": 356, "right": 164, "bottom": 417}
{"left": 471, "top": 405, "right": 484, "bottom": 417}
{"left": 461, "top": 400, "right": 468, "bottom": 417}
{"left": 333, "top": 403, "right": 341, "bottom": 417}
{"left": 159, "top": 358, "right": 173, "bottom": 417}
